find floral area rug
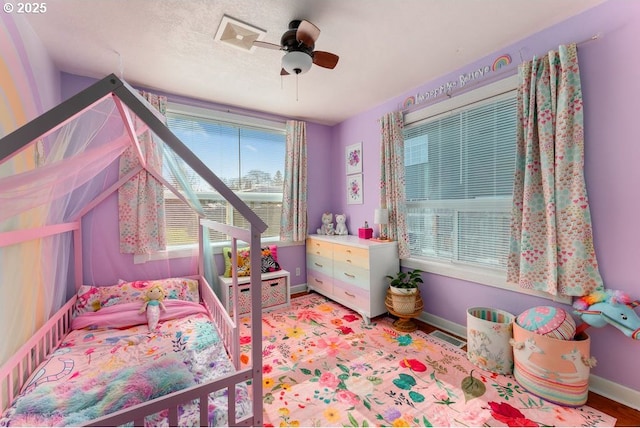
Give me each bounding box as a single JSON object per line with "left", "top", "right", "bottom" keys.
{"left": 239, "top": 293, "right": 615, "bottom": 427}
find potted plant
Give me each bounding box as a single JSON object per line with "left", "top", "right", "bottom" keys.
{"left": 386, "top": 269, "right": 423, "bottom": 314}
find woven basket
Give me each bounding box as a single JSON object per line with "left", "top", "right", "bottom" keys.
{"left": 388, "top": 287, "right": 418, "bottom": 314}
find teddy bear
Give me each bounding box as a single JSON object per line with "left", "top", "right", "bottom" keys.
{"left": 317, "top": 212, "right": 335, "bottom": 235}
{"left": 334, "top": 213, "right": 348, "bottom": 235}
{"left": 139, "top": 285, "right": 166, "bottom": 330}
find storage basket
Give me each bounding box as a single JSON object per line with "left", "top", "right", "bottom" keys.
{"left": 467, "top": 307, "right": 515, "bottom": 374}
{"left": 512, "top": 321, "right": 593, "bottom": 407}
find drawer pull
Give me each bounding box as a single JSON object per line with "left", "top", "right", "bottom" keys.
{"left": 315, "top": 251, "right": 321, "bottom": 255}
{"left": 344, "top": 291, "right": 355, "bottom": 298}
{"left": 240, "top": 288, "right": 250, "bottom": 293}
{"left": 346, "top": 259, "right": 352, "bottom": 263}
{"left": 269, "top": 282, "right": 279, "bottom": 287}
{"left": 346, "top": 249, "right": 352, "bottom": 253}
{"left": 343, "top": 272, "right": 356, "bottom": 278}
{"left": 314, "top": 278, "right": 323, "bottom": 284}
{"left": 314, "top": 262, "right": 324, "bottom": 267}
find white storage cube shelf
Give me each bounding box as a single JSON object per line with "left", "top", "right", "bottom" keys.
{"left": 219, "top": 270, "right": 291, "bottom": 316}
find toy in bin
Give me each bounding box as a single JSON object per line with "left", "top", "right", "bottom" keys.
{"left": 511, "top": 306, "right": 594, "bottom": 407}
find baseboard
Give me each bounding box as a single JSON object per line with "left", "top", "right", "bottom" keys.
{"left": 589, "top": 374, "right": 640, "bottom": 411}
{"left": 417, "top": 311, "right": 467, "bottom": 338}
{"left": 290, "top": 283, "right": 308, "bottom": 295}
{"left": 416, "top": 310, "right": 640, "bottom": 410}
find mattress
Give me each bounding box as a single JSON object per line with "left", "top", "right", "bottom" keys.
{"left": 1, "top": 309, "right": 250, "bottom": 426}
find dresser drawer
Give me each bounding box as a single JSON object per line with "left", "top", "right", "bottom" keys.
{"left": 307, "top": 238, "right": 333, "bottom": 259}
{"left": 307, "top": 253, "right": 333, "bottom": 277}
{"left": 333, "top": 244, "right": 369, "bottom": 269}
{"left": 333, "top": 260, "right": 369, "bottom": 289}
{"left": 307, "top": 270, "right": 333, "bottom": 295}
{"left": 333, "top": 281, "right": 370, "bottom": 312}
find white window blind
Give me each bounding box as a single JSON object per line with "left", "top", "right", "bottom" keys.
{"left": 403, "top": 90, "right": 517, "bottom": 270}
{"left": 164, "top": 108, "right": 285, "bottom": 246}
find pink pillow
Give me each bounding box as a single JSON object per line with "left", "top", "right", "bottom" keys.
{"left": 98, "top": 277, "right": 200, "bottom": 309}
{"left": 73, "top": 285, "right": 102, "bottom": 315}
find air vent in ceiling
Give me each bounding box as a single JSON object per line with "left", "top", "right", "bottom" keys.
{"left": 214, "top": 15, "right": 266, "bottom": 53}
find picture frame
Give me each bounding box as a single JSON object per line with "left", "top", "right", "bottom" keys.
{"left": 347, "top": 174, "right": 363, "bottom": 205}
{"left": 345, "top": 142, "right": 362, "bottom": 175}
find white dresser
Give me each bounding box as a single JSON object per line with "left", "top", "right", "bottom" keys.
{"left": 306, "top": 235, "right": 399, "bottom": 324}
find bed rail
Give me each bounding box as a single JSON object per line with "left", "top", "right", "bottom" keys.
{"left": 2, "top": 226, "right": 262, "bottom": 426}
{"left": 0, "top": 296, "right": 76, "bottom": 412}
{"left": 190, "top": 274, "right": 240, "bottom": 368}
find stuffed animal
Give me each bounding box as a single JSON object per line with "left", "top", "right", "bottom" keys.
{"left": 317, "top": 212, "right": 335, "bottom": 235}
{"left": 573, "top": 289, "right": 640, "bottom": 339}
{"left": 335, "top": 213, "right": 348, "bottom": 235}
{"left": 139, "top": 285, "right": 166, "bottom": 331}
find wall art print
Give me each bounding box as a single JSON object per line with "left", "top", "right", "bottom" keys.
{"left": 346, "top": 142, "right": 362, "bottom": 175}
{"left": 347, "top": 174, "right": 363, "bottom": 205}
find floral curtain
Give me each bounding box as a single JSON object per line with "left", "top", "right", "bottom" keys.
{"left": 118, "top": 92, "right": 167, "bottom": 255}
{"left": 280, "top": 120, "right": 307, "bottom": 242}
{"left": 380, "top": 111, "right": 410, "bottom": 258}
{"left": 507, "top": 44, "right": 603, "bottom": 297}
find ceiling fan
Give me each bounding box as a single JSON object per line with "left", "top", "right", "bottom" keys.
{"left": 253, "top": 19, "right": 339, "bottom": 75}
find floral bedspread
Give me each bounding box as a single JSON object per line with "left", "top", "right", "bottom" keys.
{"left": 1, "top": 312, "right": 250, "bottom": 426}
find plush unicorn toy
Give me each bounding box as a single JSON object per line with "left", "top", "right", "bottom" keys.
{"left": 573, "top": 290, "right": 640, "bottom": 339}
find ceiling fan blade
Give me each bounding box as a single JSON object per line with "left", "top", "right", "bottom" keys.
{"left": 297, "top": 20, "right": 320, "bottom": 46}
{"left": 313, "top": 51, "right": 339, "bottom": 69}
{"left": 253, "top": 40, "right": 282, "bottom": 50}
{"left": 280, "top": 68, "right": 290, "bottom": 76}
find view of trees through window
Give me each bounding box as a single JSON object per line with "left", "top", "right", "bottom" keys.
{"left": 164, "top": 111, "right": 285, "bottom": 246}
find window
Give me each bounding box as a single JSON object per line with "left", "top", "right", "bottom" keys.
{"left": 403, "top": 76, "right": 518, "bottom": 285}
{"left": 164, "top": 104, "right": 285, "bottom": 247}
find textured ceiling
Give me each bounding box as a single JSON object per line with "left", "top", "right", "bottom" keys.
{"left": 24, "top": 0, "right": 604, "bottom": 125}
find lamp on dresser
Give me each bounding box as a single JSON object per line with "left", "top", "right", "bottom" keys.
{"left": 372, "top": 208, "right": 390, "bottom": 241}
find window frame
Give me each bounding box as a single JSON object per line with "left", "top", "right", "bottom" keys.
{"left": 401, "top": 75, "right": 570, "bottom": 303}
{"left": 134, "top": 103, "right": 292, "bottom": 263}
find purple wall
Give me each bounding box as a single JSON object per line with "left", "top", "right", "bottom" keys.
{"left": 333, "top": 0, "right": 640, "bottom": 393}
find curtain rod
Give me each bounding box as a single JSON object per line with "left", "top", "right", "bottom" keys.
{"left": 517, "top": 32, "right": 602, "bottom": 63}
{"left": 400, "top": 32, "right": 602, "bottom": 116}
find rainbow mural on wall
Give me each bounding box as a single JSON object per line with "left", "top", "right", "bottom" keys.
{"left": 492, "top": 54, "right": 512, "bottom": 71}
{"left": 403, "top": 96, "right": 416, "bottom": 109}
{"left": 0, "top": 13, "right": 39, "bottom": 138}
{"left": 0, "top": 11, "right": 50, "bottom": 367}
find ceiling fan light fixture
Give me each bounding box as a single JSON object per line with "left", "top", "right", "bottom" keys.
{"left": 282, "top": 51, "right": 312, "bottom": 75}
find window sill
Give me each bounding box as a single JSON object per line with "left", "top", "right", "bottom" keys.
{"left": 401, "top": 257, "right": 571, "bottom": 304}
{"left": 133, "top": 238, "right": 305, "bottom": 264}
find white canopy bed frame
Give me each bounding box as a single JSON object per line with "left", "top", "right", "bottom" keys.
{"left": 0, "top": 74, "right": 265, "bottom": 426}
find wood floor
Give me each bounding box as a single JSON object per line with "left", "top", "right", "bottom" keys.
{"left": 411, "top": 319, "right": 640, "bottom": 426}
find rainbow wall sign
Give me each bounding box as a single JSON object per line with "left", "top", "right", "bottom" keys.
{"left": 402, "top": 53, "right": 512, "bottom": 108}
